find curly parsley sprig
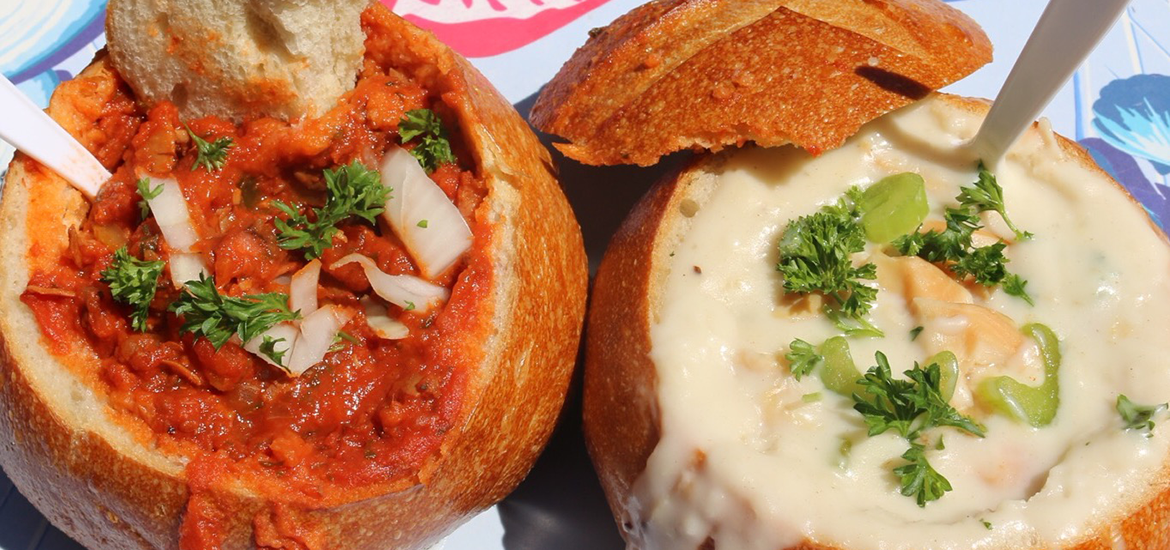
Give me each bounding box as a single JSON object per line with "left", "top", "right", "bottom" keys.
{"left": 101, "top": 247, "right": 164, "bottom": 332}
{"left": 273, "top": 161, "right": 390, "bottom": 259}
{"left": 894, "top": 165, "right": 1034, "bottom": 305}
{"left": 895, "top": 442, "right": 952, "bottom": 507}
{"left": 136, "top": 177, "right": 162, "bottom": 220}
{"left": 852, "top": 352, "right": 985, "bottom": 506}
{"left": 169, "top": 274, "right": 299, "bottom": 349}
{"left": 785, "top": 339, "right": 823, "bottom": 380}
{"left": 399, "top": 108, "right": 456, "bottom": 172}
{"left": 185, "top": 125, "right": 234, "bottom": 172}
{"left": 959, "top": 163, "right": 1032, "bottom": 242}
{"left": 777, "top": 188, "right": 882, "bottom": 337}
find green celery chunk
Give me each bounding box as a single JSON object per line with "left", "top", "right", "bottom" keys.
{"left": 820, "top": 336, "right": 865, "bottom": 397}
{"left": 926, "top": 351, "right": 959, "bottom": 402}
{"left": 859, "top": 173, "right": 929, "bottom": 243}
{"left": 975, "top": 323, "right": 1061, "bottom": 427}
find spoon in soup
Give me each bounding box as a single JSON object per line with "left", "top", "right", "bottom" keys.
{"left": 972, "top": 0, "right": 1130, "bottom": 164}
{"left": 0, "top": 74, "right": 109, "bottom": 198}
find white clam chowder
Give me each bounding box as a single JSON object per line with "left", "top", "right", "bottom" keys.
{"left": 635, "top": 96, "right": 1170, "bottom": 550}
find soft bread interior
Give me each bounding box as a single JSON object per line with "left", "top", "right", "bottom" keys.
{"left": 106, "top": 0, "right": 368, "bottom": 122}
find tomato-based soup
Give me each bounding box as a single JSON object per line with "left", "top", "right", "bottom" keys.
{"left": 19, "top": 7, "right": 487, "bottom": 511}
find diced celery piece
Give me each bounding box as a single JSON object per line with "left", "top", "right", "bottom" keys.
{"left": 975, "top": 323, "right": 1061, "bottom": 427}
{"left": 925, "top": 351, "right": 959, "bottom": 402}
{"left": 820, "top": 336, "right": 864, "bottom": 397}
{"left": 859, "top": 173, "right": 929, "bottom": 243}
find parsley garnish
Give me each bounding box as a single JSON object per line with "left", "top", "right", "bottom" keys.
{"left": 893, "top": 168, "right": 1033, "bottom": 305}
{"left": 785, "top": 338, "right": 823, "bottom": 380}
{"left": 950, "top": 242, "right": 1008, "bottom": 286}
{"left": 894, "top": 207, "right": 979, "bottom": 264}
{"left": 328, "top": 330, "right": 361, "bottom": 353}
{"left": 777, "top": 190, "right": 882, "bottom": 337}
{"left": 259, "top": 336, "right": 288, "bottom": 367}
{"left": 185, "top": 125, "right": 234, "bottom": 172}
{"left": 273, "top": 161, "right": 390, "bottom": 259}
{"left": 417, "top": 219, "right": 429, "bottom": 228}
{"left": 909, "top": 326, "right": 924, "bottom": 341}
{"left": 1117, "top": 394, "right": 1168, "bottom": 435}
{"left": 169, "top": 274, "right": 300, "bottom": 349}
{"left": 137, "top": 177, "right": 162, "bottom": 220}
{"left": 854, "top": 353, "right": 985, "bottom": 439}
{"left": 894, "top": 442, "right": 952, "bottom": 507}
{"left": 100, "top": 247, "right": 164, "bottom": 332}
{"left": 959, "top": 163, "right": 1032, "bottom": 241}
{"left": 399, "top": 108, "right": 456, "bottom": 172}
{"left": 852, "top": 352, "right": 985, "bottom": 506}
{"left": 1002, "top": 274, "right": 1034, "bottom": 306}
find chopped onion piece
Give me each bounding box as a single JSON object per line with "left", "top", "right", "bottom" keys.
{"left": 147, "top": 178, "right": 200, "bottom": 251}
{"left": 332, "top": 253, "right": 448, "bottom": 313}
{"left": 290, "top": 259, "right": 321, "bottom": 315}
{"left": 169, "top": 252, "right": 209, "bottom": 287}
{"left": 286, "top": 305, "right": 355, "bottom": 376}
{"left": 243, "top": 323, "right": 300, "bottom": 370}
{"left": 362, "top": 298, "right": 409, "bottom": 340}
{"left": 379, "top": 146, "right": 473, "bottom": 279}
{"left": 144, "top": 177, "right": 209, "bottom": 287}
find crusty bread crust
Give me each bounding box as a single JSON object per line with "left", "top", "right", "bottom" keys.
{"left": 0, "top": 6, "right": 587, "bottom": 549}
{"left": 530, "top": 0, "right": 992, "bottom": 166}
{"left": 584, "top": 94, "right": 1170, "bottom": 550}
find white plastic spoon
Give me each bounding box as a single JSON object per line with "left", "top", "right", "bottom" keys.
{"left": 972, "top": 0, "right": 1130, "bottom": 164}
{"left": 0, "top": 74, "right": 110, "bottom": 197}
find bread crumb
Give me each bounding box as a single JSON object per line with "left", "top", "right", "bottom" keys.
{"left": 712, "top": 83, "right": 735, "bottom": 100}
{"left": 867, "top": 56, "right": 880, "bottom": 66}
{"left": 732, "top": 71, "right": 756, "bottom": 87}
{"left": 642, "top": 53, "right": 663, "bottom": 69}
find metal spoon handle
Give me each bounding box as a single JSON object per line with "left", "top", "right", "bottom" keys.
{"left": 0, "top": 75, "right": 109, "bottom": 197}
{"left": 974, "top": 0, "right": 1130, "bottom": 163}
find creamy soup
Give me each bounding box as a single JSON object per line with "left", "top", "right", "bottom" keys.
{"left": 636, "top": 95, "right": 1170, "bottom": 550}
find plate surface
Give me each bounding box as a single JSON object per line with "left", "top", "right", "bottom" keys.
{"left": 2, "top": 1, "right": 1169, "bottom": 549}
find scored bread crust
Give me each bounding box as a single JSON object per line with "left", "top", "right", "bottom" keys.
{"left": 530, "top": 0, "right": 992, "bottom": 166}
{"left": 584, "top": 94, "right": 1170, "bottom": 550}
{"left": 0, "top": 6, "right": 587, "bottom": 550}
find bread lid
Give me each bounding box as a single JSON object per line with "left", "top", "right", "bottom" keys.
{"left": 530, "top": 0, "right": 992, "bottom": 166}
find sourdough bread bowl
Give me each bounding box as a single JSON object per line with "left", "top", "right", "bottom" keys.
{"left": 0, "top": 2, "right": 586, "bottom": 549}
{"left": 534, "top": 1, "right": 1170, "bottom": 549}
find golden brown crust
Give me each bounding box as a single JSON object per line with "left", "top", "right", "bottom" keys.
{"left": 530, "top": 0, "right": 991, "bottom": 166}
{"left": 585, "top": 93, "right": 1170, "bottom": 549}
{"left": 0, "top": 6, "right": 586, "bottom": 550}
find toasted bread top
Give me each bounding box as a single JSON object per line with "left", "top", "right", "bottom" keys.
{"left": 530, "top": 0, "right": 992, "bottom": 166}
{"left": 107, "top": 0, "right": 369, "bottom": 122}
